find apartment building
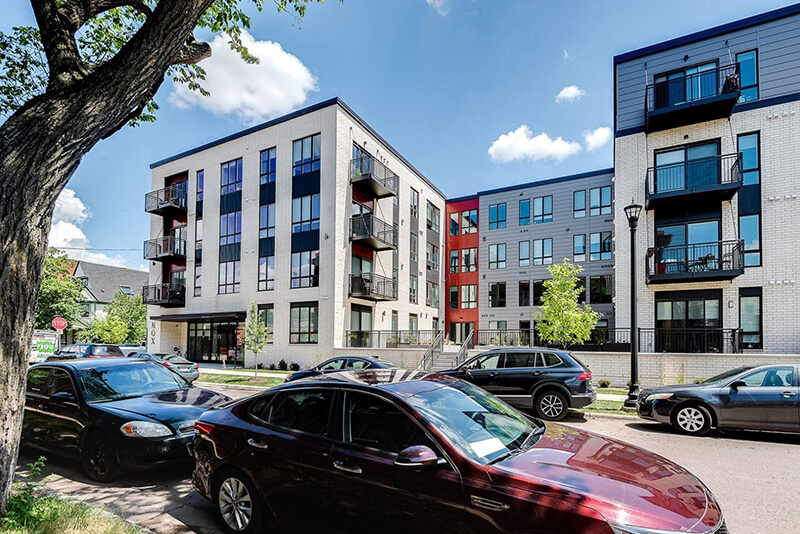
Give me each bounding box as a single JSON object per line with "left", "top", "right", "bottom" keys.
{"left": 445, "top": 195, "right": 480, "bottom": 344}
{"left": 143, "top": 98, "right": 446, "bottom": 366}
{"left": 614, "top": 4, "right": 800, "bottom": 354}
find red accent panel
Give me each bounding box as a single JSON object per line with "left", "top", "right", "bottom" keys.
{"left": 444, "top": 198, "right": 480, "bottom": 337}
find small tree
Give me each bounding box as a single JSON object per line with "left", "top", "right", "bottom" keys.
{"left": 534, "top": 259, "right": 601, "bottom": 349}
{"left": 77, "top": 314, "right": 128, "bottom": 344}
{"left": 241, "top": 301, "right": 269, "bottom": 378}
{"left": 35, "top": 248, "right": 83, "bottom": 330}
{"left": 105, "top": 290, "right": 146, "bottom": 344}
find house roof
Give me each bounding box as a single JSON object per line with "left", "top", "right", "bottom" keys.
{"left": 73, "top": 261, "right": 149, "bottom": 303}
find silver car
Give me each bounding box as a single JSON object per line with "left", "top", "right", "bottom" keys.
{"left": 127, "top": 352, "right": 200, "bottom": 382}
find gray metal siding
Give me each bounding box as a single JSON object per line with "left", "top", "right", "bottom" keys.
{"left": 616, "top": 13, "right": 800, "bottom": 132}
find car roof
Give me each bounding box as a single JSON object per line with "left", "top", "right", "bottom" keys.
{"left": 32, "top": 358, "right": 154, "bottom": 371}
{"left": 279, "top": 369, "right": 457, "bottom": 398}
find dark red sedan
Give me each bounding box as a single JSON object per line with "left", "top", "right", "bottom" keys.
{"left": 192, "top": 370, "right": 726, "bottom": 534}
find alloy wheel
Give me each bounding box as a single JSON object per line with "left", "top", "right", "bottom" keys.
{"left": 218, "top": 477, "right": 253, "bottom": 531}
{"left": 676, "top": 407, "right": 706, "bottom": 433}
{"left": 540, "top": 394, "right": 564, "bottom": 419}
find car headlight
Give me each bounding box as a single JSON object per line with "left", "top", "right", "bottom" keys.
{"left": 645, "top": 393, "right": 673, "bottom": 402}
{"left": 611, "top": 525, "right": 680, "bottom": 534}
{"left": 120, "top": 421, "right": 173, "bottom": 438}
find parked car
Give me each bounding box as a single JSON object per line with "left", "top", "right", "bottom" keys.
{"left": 438, "top": 348, "right": 595, "bottom": 420}
{"left": 128, "top": 352, "right": 200, "bottom": 382}
{"left": 22, "top": 359, "right": 230, "bottom": 482}
{"left": 119, "top": 344, "right": 146, "bottom": 357}
{"left": 47, "top": 343, "right": 124, "bottom": 361}
{"left": 284, "top": 355, "right": 397, "bottom": 382}
{"left": 193, "top": 370, "right": 725, "bottom": 534}
{"left": 638, "top": 364, "right": 799, "bottom": 435}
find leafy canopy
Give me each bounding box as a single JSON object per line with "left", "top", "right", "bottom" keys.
{"left": 35, "top": 248, "right": 83, "bottom": 330}
{"left": 77, "top": 314, "right": 129, "bottom": 344}
{"left": 105, "top": 290, "right": 147, "bottom": 344}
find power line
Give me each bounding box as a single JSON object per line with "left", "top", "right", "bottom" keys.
{"left": 55, "top": 247, "right": 140, "bottom": 251}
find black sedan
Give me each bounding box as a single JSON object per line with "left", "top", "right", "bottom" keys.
{"left": 23, "top": 359, "right": 230, "bottom": 481}
{"left": 638, "top": 364, "right": 800, "bottom": 435}
{"left": 284, "top": 355, "right": 397, "bottom": 382}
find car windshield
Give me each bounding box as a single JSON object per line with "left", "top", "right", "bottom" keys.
{"left": 76, "top": 363, "right": 190, "bottom": 402}
{"left": 404, "top": 378, "right": 544, "bottom": 465}
{"left": 701, "top": 366, "right": 754, "bottom": 384}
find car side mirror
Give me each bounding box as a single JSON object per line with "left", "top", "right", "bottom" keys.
{"left": 50, "top": 391, "right": 77, "bottom": 404}
{"left": 730, "top": 380, "right": 746, "bottom": 391}
{"left": 394, "top": 445, "right": 439, "bottom": 469}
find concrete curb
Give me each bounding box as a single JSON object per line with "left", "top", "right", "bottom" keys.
{"left": 569, "top": 410, "right": 639, "bottom": 422}
{"left": 199, "top": 368, "right": 288, "bottom": 378}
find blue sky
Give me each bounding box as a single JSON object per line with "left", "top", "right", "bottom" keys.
{"left": 2, "top": 0, "right": 792, "bottom": 269}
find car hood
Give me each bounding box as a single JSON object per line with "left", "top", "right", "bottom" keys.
{"left": 92, "top": 388, "right": 231, "bottom": 431}
{"left": 488, "top": 424, "right": 721, "bottom": 532}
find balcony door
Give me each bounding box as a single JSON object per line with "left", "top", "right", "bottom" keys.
{"left": 656, "top": 219, "right": 720, "bottom": 274}
{"left": 654, "top": 62, "right": 716, "bottom": 108}
{"left": 655, "top": 141, "right": 719, "bottom": 193}
{"left": 170, "top": 225, "right": 187, "bottom": 255}
{"left": 350, "top": 306, "right": 373, "bottom": 347}
{"left": 655, "top": 296, "right": 721, "bottom": 353}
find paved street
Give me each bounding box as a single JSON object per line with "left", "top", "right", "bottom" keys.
{"left": 17, "top": 383, "right": 800, "bottom": 533}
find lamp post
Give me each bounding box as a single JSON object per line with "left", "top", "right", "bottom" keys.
{"left": 623, "top": 201, "right": 643, "bottom": 410}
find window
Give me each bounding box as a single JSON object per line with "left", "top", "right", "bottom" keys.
{"left": 465, "top": 353, "right": 500, "bottom": 370}
{"left": 519, "top": 280, "right": 530, "bottom": 307}
{"left": 410, "top": 233, "right": 418, "bottom": 262}
{"left": 461, "top": 248, "right": 477, "bottom": 272}
{"left": 270, "top": 390, "right": 332, "bottom": 434}
{"left": 426, "top": 243, "right": 439, "bottom": 271}
{"left": 194, "top": 264, "right": 202, "bottom": 297}
{"left": 292, "top": 194, "right": 320, "bottom": 233}
{"left": 119, "top": 285, "right": 132, "bottom": 295}
{"left": 488, "top": 203, "right": 506, "bottom": 229}
{"left": 533, "top": 238, "right": 553, "bottom": 265}
{"left": 26, "top": 368, "right": 50, "bottom": 395}
{"left": 409, "top": 274, "right": 418, "bottom": 303}
{"left": 740, "top": 367, "right": 794, "bottom": 388}
{"left": 291, "top": 250, "right": 319, "bottom": 288}
{"left": 533, "top": 196, "right": 553, "bottom": 224}
{"left": 260, "top": 147, "right": 277, "bottom": 184}
{"left": 258, "top": 255, "right": 275, "bottom": 291}
{"left": 589, "top": 275, "right": 612, "bottom": 304}
{"left": 737, "top": 50, "right": 758, "bottom": 102}
{"left": 590, "top": 232, "right": 612, "bottom": 261}
{"left": 740, "top": 288, "right": 762, "bottom": 349}
{"left": 488, "top": 321, "right": 507, "bottom": 331}
{"left": 488, "top": 243, "right": 506, "bottom": 269}
{"left": 259, "top": 203, "right": 276, "bottom": 238}
{"left": 740, "top": 214, "right": 761, "bottom": 267}
{"left": 408, "top": 314, "right": 419, "bottom": 333}
{"left": 449, "top": 250, "right": 459, "bottom": 273}
{"left": 426, "top": 282, "right": 439, "bottom": 308}
{"left": 461, "top": 285, "right": 477, "bottom": 309}
{"left": 426, "top": 202, "right": 440, "bottom": 233}
{"left": 293, "top": 134, "right": 321, "bottom": 176}
{"left": 410, "top": 188, "right": 419, "bottom": 218}
{"left": 574, "top": 235, "right": 586, "bottom": 262}
{"left": 449, "top": 212, "right": 459, "bottom": 236}
{"left": 576, "top": 277, "right": 586, "bottom": 304}
{"left": 461, "top": 209, "right": 478, "bottom": 234}
{"left": 290, "top": 303, "right": 318, "bottom": 343}
{"left": 196, "top": 170, "right": 204, "bottom": 202}
{"left": 488, "top": 282, "right": 506, "bottom": 308}
{"left": 503, "top": 352, "right": 537, "bottom": 368}
{"left": 573, "top": 190, "right": 586, "bottom": 218}
{"left": 519, "top": 199, "right": 530, "bottom": 226}
{"left": 519, "top": 241, "right": 530, "bottom": 267}
{"left": 449, "top": 286, "right": 459, "bottom": 309}
{"left": 738, "top": 132, "right": 760, "bottom": 186}
{"left": 533, "top": 280, "right": 546, "bottom": 306}
{"left": 343, "top": 391, "right": 436, "bottom": 454}
{"left": 219, "top": 212, "right": 241, "bottom": 245}
{"left": 258, "top": 304, "right": 274, "bottom": 343}
{"left": 589, "top": 186, "right": 611, "bottom": 216}
{"left": 655, "top": 141, "right": 720, "bottom": 192}
{"left": 218, "top": 260, "right": 241, "bottom": 294}
{"left": 221, "top": 159, "right": 243, "bottom": 195}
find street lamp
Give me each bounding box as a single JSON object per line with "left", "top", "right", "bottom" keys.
{"left": 623, "top": 201, "right": 642, "bottom": 410}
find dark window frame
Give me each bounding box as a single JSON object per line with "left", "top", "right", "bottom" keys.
{"left": 737, "top": 131, "right": 760, "bottom": 186}
{"left": 519, "top": 199, "right": 530, "bottom": 226}
{"left": 739, "top": 287, "right": 762, "bottom": 349}
{"left": 589, "top": 186, "right": 612, "bottom": 216}
{"left": 488, "top": 203, "right": 507, "bottom": 230}
{"left": 292, "top": 134, "right": 321, "bottom": 176}
{"left": 488, "top": 282, "right": 506, "bottom": 308}
{"left": 739, "top": 213, "right": 761, "bottom": 268}
{"left": 532, "top": 195, "right": 553, "bottom": 224}
{"left": 260, "top": 147, "right": 277, "bottom": 184}
{"left": 221, "top": 158, "right": 243, "bottom": 195}
{"left": 289, "top": 302, "right": 319, "bottom": 344}
{"left": 488, "top": 243, "right": 507, "bottom": 269}
{"left": 573, "top": 190, "right": 586, "bottom": 218}
{"left": 736, "top": 49, "right": 759, "bottom": 102}
{"left": 291, "top": 250, "right": 319, "bottom": 288}
{"left": 532, "top": 238, "right": 553, "bottom": 266}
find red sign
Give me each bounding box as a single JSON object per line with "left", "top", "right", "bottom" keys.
{"left": 51, "top": 317, "right": 68, "bottom": 332}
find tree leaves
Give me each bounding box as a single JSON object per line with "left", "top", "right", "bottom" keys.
{"left": 35, "top": 248, "right": 83, "bottom": 330}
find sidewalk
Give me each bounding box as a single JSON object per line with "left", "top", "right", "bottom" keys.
{"left": 198, "top": 364, "right": 288, "bottom": 379}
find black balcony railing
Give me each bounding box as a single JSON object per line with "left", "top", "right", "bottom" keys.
{"left": 145, "top": 182, "right": 187, "bottom": 215}
{"left": 349, "top": 272, "right": 397, "bottom": 301}
{"left": 142, "top": 283, "right": 185, "bottom": 307}
{"left": 346, "top": 330, "right": 439, "bottom": 348}
{"left": 645, "top": 153, "right": 742, "bottom": 208}
{"left": 350, "top": 214, "right": 397, "bottom": 250}
{"left": 647, "top": 240, "right": 743, "bottom": 283}
{"left": 144, "top": 236, "right": 186, "bottom": 261}
{"left": 350, "top": 156, "right": 399, "bottom": 198}
{"left": 472, "top": 329, "right": 633, "bottom": 352}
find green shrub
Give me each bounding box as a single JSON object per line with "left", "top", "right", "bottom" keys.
{"left": 4, "top": 456, "right": 47, "bottom": 529}
{"left": 598, "top": 379, "right": 611, "bottom": 389}
{"left": 289, "top": 362, "right": 300, "bottom": 371}
{"left": 277, "top": 359, "right": 288, "bottom": 371}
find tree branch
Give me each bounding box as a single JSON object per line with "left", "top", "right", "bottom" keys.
{"left": 171, "top": 37, "right": 212, "bottom": 65}
{"left": 59, "top": 0, "right": 153, "bottom": 33}
{"left": 30, "top": 0, "right": 89, "bottom": 89}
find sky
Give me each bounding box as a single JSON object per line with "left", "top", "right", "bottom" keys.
{"left": 2, "top": 0, "right": 793, "bottom": 270}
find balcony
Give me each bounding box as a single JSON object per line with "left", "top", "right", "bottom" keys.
{"left": 646, "top": 240, "right": 744, "bottom": 284}
{"left": 645, "top": 64, "right": 740, "bottom": 133}
{"left": 145, "top": 182, "right": 187, "bottom": 216}
{"left": 350, "top": 156, "right": 399, "bottom": 198}
{"left": 639, "top": 328, "right": 743, "bottom": 354}
{"left": 349, "top": 272, "right": 396, "bottom": 302}
{"left": 142, "top": 283, "right": 185, "bottom": 308}
{"left": 645, "top": 153, "right": 742, "bottom": 210}
{"left": 143, "top": 236, "right": 186, "bottom": 262}
{"left": 346, "top": 330, "right": 439, "bottom": 348}
{"left": 350, "top": 214, "right": 397, "bottom": 251}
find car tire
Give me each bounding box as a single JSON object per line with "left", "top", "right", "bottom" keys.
{"left": 535, "top": 390, "right": 569, "bottom": 421}
{"left": 213, "top": 469, "right": 264, "bottom": 534}
{"left": 81, "top": 431, "right": 123, "bottom": 482}
{"left": 672, "top": 404, "right": 712, "bottom": 436}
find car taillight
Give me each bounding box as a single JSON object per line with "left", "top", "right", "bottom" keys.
{"left": 163, "top": 361, "right": 172, "bottom": 368}
{"left": 577, "top": 371, "right": 591, "bottom": 381}
{"left": 194, "top": 363, "right": 199, "bottom": 370}
{"left": 195, "top": 421, "right": 215, "bottom": 435}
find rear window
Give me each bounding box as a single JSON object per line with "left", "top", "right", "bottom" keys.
{"left": 565, "top": 352, "right": 587, "bottom": 368}
{"left": 164, "top": 356, "right": 192, "bottom": 365}
{"left": 541, "top": 352, "right": 563, "bottom": 367}
{"left": 92, "top": 345, "right": 123, "bottom": 356}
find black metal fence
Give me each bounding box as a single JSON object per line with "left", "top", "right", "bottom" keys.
{"left": 349, "top": 273, "right": 396, "bottom": 300}
{"left": 346, "top": 330, "right": 440, "bottom": 348}
{"left": 646, "top": 153, "right": 742, "bottom": 196}
{"left": 144, "top": 182, "right": 187, "bottom": 212}
{"left": 142, "top": 283, "right": 185, "bottom": 306}
{"left": 350, "top": 156, "right": 399, "bottom": 195}
{"left": 646, "top": 239, "right": 743, "bottom": 279}
{"left": 646, "top": 63, "right": 740, "bottom": 115}
{"left": 143, "top": 236, "right": 186, "bottom": 260}
{"left": 350, "top": 214, "right": 397, "bottom": 248}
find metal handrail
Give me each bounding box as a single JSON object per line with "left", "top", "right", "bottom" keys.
{"left": 145, "top": 182, "right": 187, "bottom": 212}
{"left": 646, "top": 239, "right": 744, "bottom": 277}
{"left": 646, "top": 63, "right": 740, "bottom": 115}
{"left": 143, "top": 236, "right": 186, "bottom": 259}
{"left": 453, "top": 329, "right": 475, "bottom": 367}
{"left": 418, "top": 331, "right": 444, "bottom": 372}
{"left": 350, "top": 213, "right": 397, "bottom": 247}
{"left": 350, "top": 156, "right": 399, "bottom": 194}
{"left": 349, "top": 272, "right": 397, "bottom": 300}
{"left": 345, "top": 330, "right": 440, "bottom": 348}
{"left": 646, "top": 153, "right": 742, "bottom": 196}
{"left": 142, "top": 282, "right": 185, "bottom": 305}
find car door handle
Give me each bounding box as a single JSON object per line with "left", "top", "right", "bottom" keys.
{"left": 488, "top": 372, "right": 498, "bottom": 378}
{"left": 781, "top": 391, "right": 797, "bottom": 398}
{"left": 333, "top": 461, "right": 362, "bottom": 475}
{"left": 532, "top": 371, "right": 543, "bottom": 376}
{"left": 247, "top": 438, "right": 269, "bottom": 450}
{"left": 38, "top": 404, "right": 47, "bottom": 411}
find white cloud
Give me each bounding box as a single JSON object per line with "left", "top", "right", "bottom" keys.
{"left": 48, "top": 189, "right": 128, "bottom": 268}
{"left": 488, "top": 125, "right": 582, "bottom": 164}
{"left": 583, "top": 126, "right": 612, "bottom": 152}
{"left": 563, "top": 48, "right": 570, "bottom": 61}
{"left": 555, "top": 85, "right": 585, "bottom": 103}
{"left": 425, "top": 0, "right": 449, "bottom": 15}
{"left": 169, "top": 30, "right": 317, "bottom": 125}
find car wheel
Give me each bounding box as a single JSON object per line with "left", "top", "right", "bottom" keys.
{"left": 214, "top": 469, "right": 263, "bottom": 534}
{"left": 535, "top": 390, "right": 568, "bottom": 421}
{"left": 672, "top": 405, "right": 711, "bottom": 436}
{"left": 81, "top": 431, "right": 123, "bottom": 482}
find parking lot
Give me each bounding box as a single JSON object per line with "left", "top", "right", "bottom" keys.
{"left": 17, "top": 382, "right": 800, "bottom": 534}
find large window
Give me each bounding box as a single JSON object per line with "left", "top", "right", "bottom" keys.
{"left": 449, "top": 212, "right": 459, "bottom": 236}
{"left": 738, "top": 132, "right": 760, "bottom": 186}
{"left": 259, "top": 203, "right": 275, "bottom": 238}
{"left": 410, "top": 188, "right": 419, "bottom": 218}
{"left": 409, "top": 274, "right": 418, "bottom": 303}
{"left": 573, "top": 190, "right": 586, "bottom": 218}
{"left": 426, "top": 202, "right": 440, "bottom": 233}
{"left": 293, "top": 134, "right": 321, "bottom": 176}
{"left": 194, "top": 264, "right": 202, "bottom": 297}
{"left": 197, "top": 170, "right": 204, "bottom": 202}
{"left": 449, "top": 250, "right": 459, "bottom": 273}
{"left": 461, "top": 285, "right": 477, "bottom": 309}
{"left": 462, "top": 248, "right": 477, "bottom": 272}
{"left": 410, "top": 232, "right": 419, "bottom": 262}
{"left": 488, "top": 243, "right": 506, "bottom": 269}
{"left": 258, "top": 304, "right": 274, "bottom": 344}
{"left": 589, "top": 275, "right": 612, "bottom": 304}
{"left": 258, "top": 255, "right": 274, "bottom": 291}
{"left": 740, "top": 288, "right": 762, "bottom": 349}
{"left": 292, "top": 194, "right": 320, "bottom": 233}
{"left": 533, "top": 280, "right": 545, "bottom": 305}
{"left": 737, "top": 50, "right": 758, "bottom": 102}
{"left": 574, "top": 234, "right": 586, "bottom": 262}
{"left": 655, "top": 141, "right": 719, "bottom": 193}
{"left": 590, "top": 232, "right": 612, "bottom": 261}
{"left": 740, "top": 214, "right": 761, "bottom": 267}
{"left": 426, "top": 243, "right": 439, "bottom": 271}
{"left": 461, "top": 209, "right": 478, "bottom": 234}
{"left": 290, "top": 302, "right": 318, "bottom": 343}
{"left": 519, "top": 241, "right": 530, "bottom": 267}
{"left": 219, "top": 212, "right": 241, "bottom": 245}
{"left": 488, "top": 203, "right": 506, "bottom": 229}
{"left": 589, "top": 186, "right": 611, "bottom": 216}
{"left": 533, "top": 196, "right": 553, "bottom": 224}
{"left": 449, "top": 286, "right": 458, "bottom": 309}
{"left": 221, "top": 159, "right": 242, "bottom": 195}
{"left": 291, "top": 250, "right": 319, "bottom": 288}
{"left": 519, "top": 280, "right": 530, "bottom": 307}
{"left": 533, "top": 238, "right": 553, "bottom": 265}
{"left": 260, "top": 147, "right": 277, "bottom": 184}
{"left": 488, "top": 282, "right": 506, "bottom": 308}
{"left": 218, "top": 260, "right": 241, "bottom": 294}
{"left": 519, "top": 199, "right": 530, "bottom": 226}
{"left": 426, "top": 282, "right": 440, "bottom": 308}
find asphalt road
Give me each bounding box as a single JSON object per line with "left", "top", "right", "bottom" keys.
{"left": 16, "top": 383, "right": 800, "bottom": 534}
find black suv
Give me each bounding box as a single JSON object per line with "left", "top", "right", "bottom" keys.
{"left": 439, "top": 348, "right": 595, "bottom": 420}
{"left": 47, "top": 343, "right": 124, "bottom": 361}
